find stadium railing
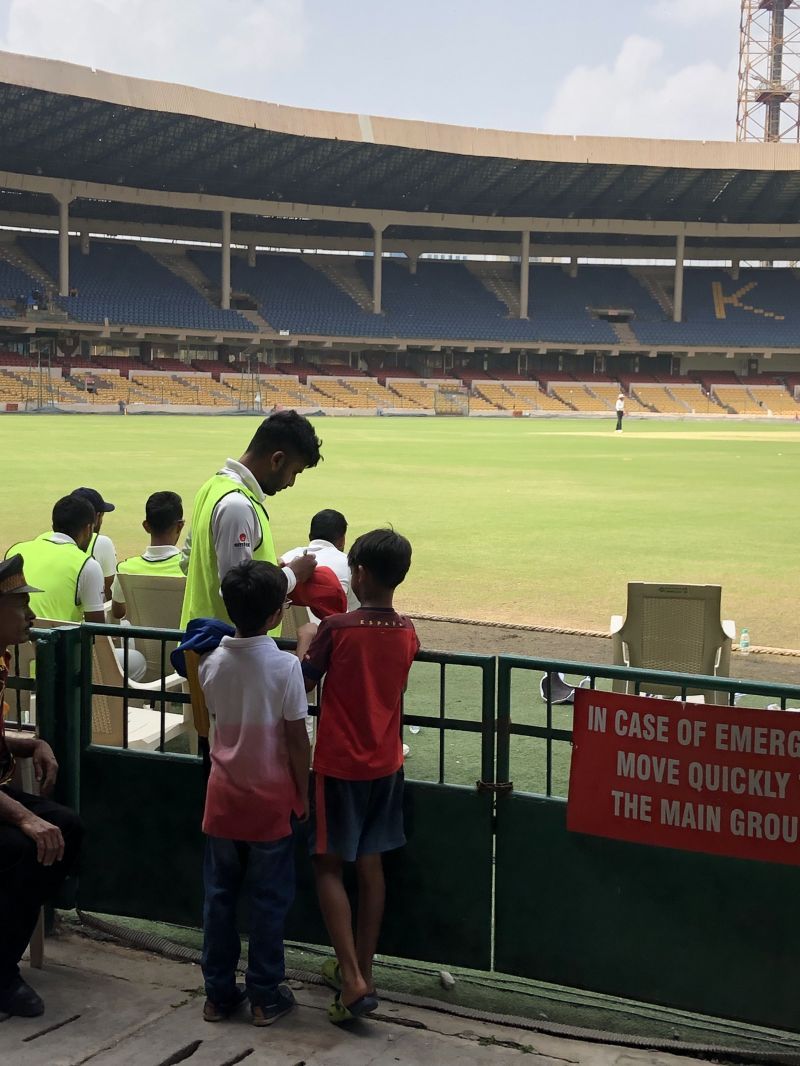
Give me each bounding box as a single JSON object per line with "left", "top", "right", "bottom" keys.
{"left": 7, "top": 624, "right": 800, "bottom": 1032}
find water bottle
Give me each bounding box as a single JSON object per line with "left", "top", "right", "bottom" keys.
{"left": 740, "top": 627, "right": 750, "bottom": 655}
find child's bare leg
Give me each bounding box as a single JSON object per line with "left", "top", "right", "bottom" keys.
{"left": 354, "top": 852, "right": 385, "bottom": 994}
{"left": 313, "top": 854, "right": 370, "bottom": 1005}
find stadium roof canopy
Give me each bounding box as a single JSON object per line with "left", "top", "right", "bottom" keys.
{"left": 3, "top": 51, "right": 800, "bottom": 259}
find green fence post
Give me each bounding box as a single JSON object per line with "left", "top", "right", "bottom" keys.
{"left": 54, "top": 627, "right": 84, "bottom": 815}
{"left": 32, "top": 630, "right": 57, "bottom": 751}
{"left": 33, "top": 625, "right": 83, "bottom": 909}
{"left": 495, "top": 657, "right": 512, "bottom": 787}
{"left": 481, "top": 655, "right": 497, "bottom": 786}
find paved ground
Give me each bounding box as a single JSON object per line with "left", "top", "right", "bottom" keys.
{"left": 0, "top": 932, "right": 736, "bottom": 1066}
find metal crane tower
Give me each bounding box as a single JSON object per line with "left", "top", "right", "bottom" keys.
{"left": 738, "top": 0, "right": 800, "bottom": 141}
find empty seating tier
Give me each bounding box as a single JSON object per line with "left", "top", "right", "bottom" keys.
{"left": 19, "top": 237, "right": 256, "bottom": 333}
{"left": 714, "top": 385, "right": 770, "bottom": 415}
{"left": 632, "top": 385, "right": 690, "bottom": 414}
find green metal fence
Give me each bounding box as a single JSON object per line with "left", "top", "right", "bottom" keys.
{"left": 494, "top": 655, "right": 800, "bottom": 1033}
{"left": 9, "top": 625, "right": 800, "bottom": 1031}
{"left": 71, "top": 624, "right": 497, "bottom": 971}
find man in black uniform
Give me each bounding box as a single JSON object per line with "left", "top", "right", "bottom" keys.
{"left": 0, "top": 555, "right": 84, "bottom": 1018}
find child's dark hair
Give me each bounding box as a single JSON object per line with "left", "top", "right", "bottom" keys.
{"left": 221, "top": 560, "right": 287, "bottom": 637}
{"left": 246, "top": 410, "right": 322, "bottom": 467}
{"left": 145, "top": 491, "right": 183, "bottom": 534}
{"left": 347, "top": 528, "right": 412, "bottom": 589}
{"left": 309, "top": 508, "right": 347, "bottom": 543}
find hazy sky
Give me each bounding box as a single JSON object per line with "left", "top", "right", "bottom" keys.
{"left": 0, "top": 0, "right": 741, "bottom": 141}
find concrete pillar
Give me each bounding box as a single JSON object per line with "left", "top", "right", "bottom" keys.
{"left": 221, "top": 210, "right": 231, "bottom": 310}
{"left": 673, "top": 232, "right": 685, "bottom": 324}
{"left": 569, "top": 257, "right": 578, "bottom": 279}
{"left": 519, "top": 230, "right": 530, "bottom": 319}
{"left": 372, "top": 226, "right": 384, "bottom": 314}
{"left": 80, "top": 230, "right": 90, "bottom": 255}
{"left": 247, "top": 243, "right": 256, "bottom": 268}
{"left": 58, "top": 199, "right": 70, "bottom": 297}
{"left": 732, "top": 258, "right": 740, "bottom": 281}
{"left": 408, "top": 253, "right": 418, "bottom": 275}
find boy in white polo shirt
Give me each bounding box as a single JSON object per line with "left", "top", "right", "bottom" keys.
{"left": 198, "top": 560, "right": 310, "bottom": 1027}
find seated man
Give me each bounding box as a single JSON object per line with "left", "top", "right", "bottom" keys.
{"left": 8, "top": 495, "right": 107, "bottom": 625}
{"left": 0, "top": 555, "right": 84, "bottom": 1017}
{"left": 112, "top": 491, "right": 184, "bottom": 621}
{"left": 282, "top": 509, "right": 359, "bottom": 618}
{"left": 71, "top": 488, "right": 117, "bottom": 601}
{"left": 7, "top": 496, "right": 145, "bottom": 681}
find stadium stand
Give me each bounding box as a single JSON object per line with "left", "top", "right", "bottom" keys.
{"left": 308, "top": 377, "right": 394, "bottom": 409}
{"left": 386, "top": 380, "right": 437, "bottom": 409}
{"left": 668, "top": 382, "right": 718, "bottom": 413}
{"left": 748, "top": 385, "right": 799, "bottom": 416}
{"left": 0, "top": 254, "right": 37, "bottom": 310}
{"left": 12, "top": 234, "right": 800, "bottom": 361}
{"left": 188, "top": 252, "right": 654, "bottom": 345}
{"left": 631, "top": 384, "right": 690, "bottom": 414}
{"left": 190, "top": 250, "right": 376, "bottom": 337}
{"left": 590, "top": 383, "right": 648, "bottom": 413}
{"left": 632, "top": 268, "right": 800, "bottom": 347}
{"left": 550, "top": 383, "right": 611, "bottom": 413}
{"left": 18, "top": 237, "right": 257, "bottom": 333}
{"left": 713, "top": 384, "right": 771, "bottom": 415}
{"left": 228, "top": 374, "right": 318, "bottom": 410}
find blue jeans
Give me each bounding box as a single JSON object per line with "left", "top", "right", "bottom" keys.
{"left": 202, "top": 833, "right": 295, "bottom": 1006}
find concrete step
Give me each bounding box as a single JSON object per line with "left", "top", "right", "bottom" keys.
{"left": 238, "top": 306, "right": 276, "bottom": 332}
{"left": 0, "top": 240, "right": 59, "bottom": 301}
{"left": 311, "top": 256, "right": 374, "bottom": 312}
{"left": 612, "top": 321, "right": 637, "bottom": 345}
{"left": 146, "top": 248, "right": 216, "bottom": 300}
{"left": 466, "top": 262, "right": 519, "bottom": 316}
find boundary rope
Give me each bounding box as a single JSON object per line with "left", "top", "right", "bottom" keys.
{"left": 409, "top": 612, "right": 800, "bottom": 658}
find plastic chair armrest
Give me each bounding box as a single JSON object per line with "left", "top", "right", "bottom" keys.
{"left": 127, "top": 672, "right": 183, "bottom": 693}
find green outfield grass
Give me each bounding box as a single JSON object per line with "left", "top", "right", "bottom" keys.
{"left": 3, "top": 414, "right": 799, "bottom": 646}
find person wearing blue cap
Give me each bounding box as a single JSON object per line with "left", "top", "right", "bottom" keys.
{"left": 0, "top": 555, "right": 84, "bottom": 1018}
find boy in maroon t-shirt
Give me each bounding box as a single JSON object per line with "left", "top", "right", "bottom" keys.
{"left": 297, "top": 529, "right": 418, "bottom": 1025}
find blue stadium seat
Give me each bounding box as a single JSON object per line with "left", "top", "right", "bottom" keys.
{"left": 0, "top": 256, "right": 37, "bottom": 304}
{"left": 633, "top": 268, "right": 800, "bottom": 347}
{"left": 9, "top": 241, "right": 800, "bottom": 348}
{"left": 18, "top": 237, "right": 257, "bottom": 332}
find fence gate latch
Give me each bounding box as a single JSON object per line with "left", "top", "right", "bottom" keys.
{"left": 476, "top": 780, "right": 513, "bottom": 794}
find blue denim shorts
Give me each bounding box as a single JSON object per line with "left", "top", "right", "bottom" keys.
{"left": 308, "top": 770, "right": 405, "bottom": 862}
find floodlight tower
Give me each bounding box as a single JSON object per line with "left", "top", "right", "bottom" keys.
{"left": 737, "top": 0, "right": 800, "bottom": 141}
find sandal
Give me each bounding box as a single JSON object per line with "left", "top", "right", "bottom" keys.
{"left": 321, "top": 958, "right": 377, "bottom": 997}
{"left": 320, "top": 957, "right": 341, "bottom": 991}
{"left": 328, "top": 992, "right": 379, "bottom": 1025}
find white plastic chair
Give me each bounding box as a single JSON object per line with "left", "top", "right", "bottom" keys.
{"left": 115, "top": 573, "right": 185, "bottom": 682}
{"left": 610, "top": 582, "right": 735, "bottom": 704}
{"left": 91, "top": 633, "right": 188, "bottom": 749}
{"left": 23, "top": 619, "right": 187, "bottom": 750}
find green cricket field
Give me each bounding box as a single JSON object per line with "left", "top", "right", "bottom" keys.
{"left": 2, "top": 414, "right": 798, "bottom": 648}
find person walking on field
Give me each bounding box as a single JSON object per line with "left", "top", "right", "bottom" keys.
{"left": 180, "top": 411, "right": 322, "bottom": 631}
{"left": 615, "top": 392, "right": 625, "bottom": 432}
